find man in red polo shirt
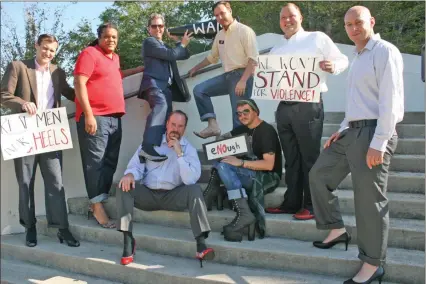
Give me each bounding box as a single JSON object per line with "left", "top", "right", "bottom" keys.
{"left": 74, "top": 23, "right": 143, "bottom": 228}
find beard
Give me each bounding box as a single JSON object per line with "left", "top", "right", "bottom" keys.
{"left": 168, "top": 131, "right": 181, "bottom": 140}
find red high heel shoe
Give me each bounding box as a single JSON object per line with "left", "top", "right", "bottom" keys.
{"left": 121, "top": 238, "right": 136, "bottom": 265}
{"left": 195, "top": 247, "right": 215, "bottom": 268}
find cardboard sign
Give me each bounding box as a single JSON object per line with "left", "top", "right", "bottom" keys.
{"left": 202, "top": 134, "right": 249, "bottom": 161}
{"left": 1, "top": 107, "right": 73, "bottom": 160}
{"left": 252, "top": 54, "right": 325, "bottom": 103}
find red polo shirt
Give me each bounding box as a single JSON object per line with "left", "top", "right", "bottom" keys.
{"left": 73, "top": 45, "right": 125, "bottom": 122}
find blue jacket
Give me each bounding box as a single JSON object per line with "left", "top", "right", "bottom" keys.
{"left": 138, "top": 37, "right": 191, "bottom": 102}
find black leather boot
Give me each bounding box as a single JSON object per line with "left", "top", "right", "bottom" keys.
{"left": 203, "top": 168, "right": 221, "bottom": 211}
{"left": 223, "top": 198, "right": 256, "bottom": 242}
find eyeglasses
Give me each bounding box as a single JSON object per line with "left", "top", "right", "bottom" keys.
{"left": 150, "top": 24, "right": 164, "bottom": 29}
{"left": 236, "top": 109, "right": 251, "bottom": 117}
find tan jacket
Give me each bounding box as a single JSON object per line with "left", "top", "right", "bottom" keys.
{"left": 1, "top": 59, "right": 75, "bottom": 114}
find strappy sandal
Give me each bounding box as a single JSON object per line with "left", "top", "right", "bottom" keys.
{"left": 88, "top": 205, "right": 116, "bottom": 229}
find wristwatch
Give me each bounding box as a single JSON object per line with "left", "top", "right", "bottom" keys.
{"left": 177, "top": 151, "right": 184, "bottom": 158}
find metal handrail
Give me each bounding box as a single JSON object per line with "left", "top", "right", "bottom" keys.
{"left": 67, "top": 46, "right": 273, "bottom": 119}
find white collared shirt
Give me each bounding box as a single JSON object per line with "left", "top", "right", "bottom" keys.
{"left": 34, "top": 59, "right": 55, "bottom": 111}
{"left": 269, "top": 28, "right": 349, "bottom": 92}
{"left": 124, "top": 134, "right": 201, "bottom": 190}
{"left": 338, "top": 34, "right": 404, "bottom": 151}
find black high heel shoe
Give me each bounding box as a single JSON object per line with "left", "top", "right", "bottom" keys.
{"left": 313, "top": 232, "right": 351, "bottom": 251}
{"left": 223, "top": 222, "right": 256, "bottom": 242}
{"left": 57, "top": 229, "right": 80, "bottom": 247}
{"left": 26, "top": 226, "right": 37, "bottom": 247}
{"left": 343, "top": 266, "right": 385, "bottom": 284}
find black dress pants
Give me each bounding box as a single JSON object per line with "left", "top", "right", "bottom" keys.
{"left": 275, "top": 100, "right": 324, "bottom": 212}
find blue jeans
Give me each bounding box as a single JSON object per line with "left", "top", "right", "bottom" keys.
{"left": 141, "top": 87, "right": 172, "bottom": 154}
{"left": 193, "top": 68, "right": 254, "bottom": 129}
{"left": 77, "top": 115, "right": 122, "bottom": 203}
{"left": 213, "top": 161, "right": 256, "bottom": 200}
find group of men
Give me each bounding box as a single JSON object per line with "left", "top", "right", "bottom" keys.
{"left": 1, "top": 1, "right": 404, "bottom": 283}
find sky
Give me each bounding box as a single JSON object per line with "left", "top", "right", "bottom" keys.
{"left": 1, "top": 2, "right": 113, "bottom": 36}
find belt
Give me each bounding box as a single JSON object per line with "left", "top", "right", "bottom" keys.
{"left": 279, "top": 101, "right": 299, "bottom": 105}
{"left": 349, "top": 119, "right": 377, "bottom": 128}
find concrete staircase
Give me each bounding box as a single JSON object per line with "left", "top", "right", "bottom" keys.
{"left": 2, "top": 114, "right": 424, "bottom": 284}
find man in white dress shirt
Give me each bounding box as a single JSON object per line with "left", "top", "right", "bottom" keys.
{"left": 265, "top": 3, "right": 349, "bottom": 220}
{"left": 310, "top": 6, "right": 403, "bottom": 284}
{"left": 116, "top": 110, "right": 214, "bottom": 266}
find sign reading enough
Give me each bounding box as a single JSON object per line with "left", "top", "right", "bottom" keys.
{"left": 203, "top": 135, "right": 249, "bottom": 161}
{"left": 1, "top": 107, "right": 73, "bottom": 160}
{"left": 252, "top": 54, "right": 325, "bottom": 103}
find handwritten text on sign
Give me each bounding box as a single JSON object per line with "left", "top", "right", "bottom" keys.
{"left": 1, "top": 107, "right": 73, "bottom": 160}
{"left": 252, "top": 54, "right": 325, "bottom": 103}
{"left": 203, "top": 135, "right": 248, "bottom": 161}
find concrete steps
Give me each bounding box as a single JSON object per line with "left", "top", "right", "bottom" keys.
{"left": 67, "top": 196, "right": 425, "bottom": 251}
{"left": 200, "top": 167, "right": 425, "bottom": 194}
{"left": 32, "top": 215, "right": 424, "bottom": 284}
{"left": 322, "top": 123, "right": 425, "bottom": 138}
{"left": 2, "top": 233, "right": 351, "bottom": 284}
{"left": 0, "top": 258, "right": 119, "bottom": 284}
{"left": 199, "top": 152, "right": 425, "bottom": 173}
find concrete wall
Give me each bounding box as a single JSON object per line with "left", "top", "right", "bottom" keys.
{"left": 1, "top": 33, "right": 424, "bottom": 234}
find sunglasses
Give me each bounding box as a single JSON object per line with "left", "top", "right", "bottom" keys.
{"left": 150, "top": 24, "right": 164, "bottom": 29}
{"left": 236, "top": 109, "right": 251, "bottom": 117}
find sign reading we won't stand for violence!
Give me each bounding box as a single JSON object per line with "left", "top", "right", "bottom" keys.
{"left": 1, "top": 107, "right": 73, "bottom": 160}
{"left": 252, "top": 54, "right": 325, "bottom": 103}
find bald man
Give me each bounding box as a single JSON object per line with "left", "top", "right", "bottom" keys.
{"left": 309, "top": 6, "right": 404, "bottom": 284}
{"left": 265, "top": 3, "right": 348, "bottom": 221}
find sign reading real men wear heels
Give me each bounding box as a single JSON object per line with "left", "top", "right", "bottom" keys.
{"left": 252, "top": 54, "right": 325, "bottom": 103}
{"left": 1, "top": 107, "right": 73, "bottom": 160}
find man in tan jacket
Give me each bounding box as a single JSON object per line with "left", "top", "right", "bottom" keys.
{"left": 1, "top": 34, "right": 79, "bottom": 248}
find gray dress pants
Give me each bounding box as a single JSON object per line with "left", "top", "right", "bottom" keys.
{"left": 116, "top": 183, "right": 211, "bottom": 238}
{"left": 309, "top": 124, "right": 397, "bottom": 266}
{"left": 14, "top": 151, "right": 69, "bottom": 229}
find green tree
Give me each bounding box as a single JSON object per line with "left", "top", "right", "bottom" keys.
{"left": 0, "top": 3, "right": 72, "bottom": 78}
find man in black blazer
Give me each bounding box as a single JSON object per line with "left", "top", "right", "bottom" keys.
{"left": 1, "top": 34, "right": 79, "bottom": 248}
{"left": 138, "top": 13, "right": 192, "bottom": 162}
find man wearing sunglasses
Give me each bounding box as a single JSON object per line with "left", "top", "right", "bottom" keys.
{"left": 138, "top": 13, "right": 193, "bottom": 162}
{"left": 204, "top": 99, "right": 282, "bottom": 241}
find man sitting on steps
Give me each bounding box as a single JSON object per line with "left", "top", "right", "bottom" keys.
{"left": 116, "top": 110, "right": 214, "bottom": 267}
{"left": 204, "top": 99, "right": 282, "bottom": 241}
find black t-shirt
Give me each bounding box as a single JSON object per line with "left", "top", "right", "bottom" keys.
{"left": 231, "top": 121, "right": 282, "bottom": 178}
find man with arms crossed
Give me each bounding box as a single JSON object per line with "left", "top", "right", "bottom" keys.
{"left": 1, "top": 34, "right": 79, "bottom": 247}
{"left": 189, "top": 1, "right": 259, "bottom": 139}
{"left": 116, "top": 110, "right": 214, "bottom": 266}
{"left": 265, "top": 3, "right": 349, "bottom": 221}
{"left": 310, "top": 6, "right": 403, "bottom": 284}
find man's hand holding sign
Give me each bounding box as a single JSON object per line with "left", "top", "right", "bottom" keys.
{"left": 252, "top": 54, "right": 326, "bottom": 103}
{"left": 1, "top": 107, "right": 73, "bottom": 160}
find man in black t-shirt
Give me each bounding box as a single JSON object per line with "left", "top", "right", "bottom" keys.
{"left": 203, "top": 99, "right": 282, "bottom": 242}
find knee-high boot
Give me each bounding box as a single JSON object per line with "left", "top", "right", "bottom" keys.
{"left": 223, "top": 198, "right": 256, "bottom": 242}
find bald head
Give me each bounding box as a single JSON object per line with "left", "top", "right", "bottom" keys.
{"left": 345, "top": 6, "right": 372, "bottom": 22}
{"left": 344, "top": 6, "right": 375, "bottom": 50}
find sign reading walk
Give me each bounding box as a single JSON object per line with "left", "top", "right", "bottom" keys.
{"left": 1, "top": 107, "right": 73, "bottom": 160}
{"left": 252, "top": 54, "right": 325, "bottom": 103}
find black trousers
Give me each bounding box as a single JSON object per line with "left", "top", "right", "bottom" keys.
{"left": 275, "top": 100, "right": 324, "bottom": 212}
{"left": 77, "top": 115, "right": 122, "bottom": 203}
{"left": 14, "top": 151, "right": 69, "bottom": 229}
